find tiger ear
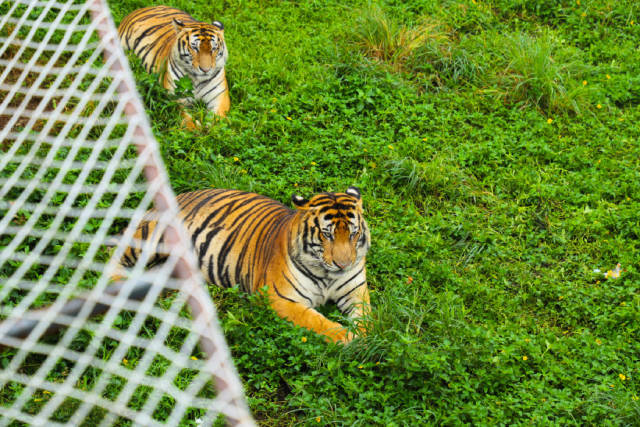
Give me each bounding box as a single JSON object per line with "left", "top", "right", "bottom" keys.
{"left": 291, "top": 194, "right": 309, "bottom": 209}
{"left": 346, "top": 186, "right": 362, "bottom": 207}
{"left": 345, "top": 186, "right": 361, "bottom": 200}
{"left": 212, "top": 20, "right": 224, "bottom": 30}
{"left": 172, "top": 18, "right": 185, "bottom": 32}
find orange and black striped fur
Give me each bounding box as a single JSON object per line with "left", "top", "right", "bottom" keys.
{"left": 118, "top": 187, "right": 371, "bottom": 343}
{"left": 118, "top": 6, "right": 230, "bottom": 119}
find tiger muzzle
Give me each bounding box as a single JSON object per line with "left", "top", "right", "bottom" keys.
{"left": 198, "top": 51, "right": 213, "bottom": 72}
{"left": 331, "top": 243, "right": 354, "bottom": 270}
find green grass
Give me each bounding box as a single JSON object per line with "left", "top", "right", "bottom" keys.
{"left": 113, "top": 0, "right": 639, "bottom": 424}
{"left": 3, "top": 0, "right": 640, "bottom": 424}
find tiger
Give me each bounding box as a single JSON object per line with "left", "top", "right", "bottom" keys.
{"left": 117, "top": 6, "right": 230, "bottom": 122}
{"left": 116, "top": 187, "right": 371, "bottom": 343}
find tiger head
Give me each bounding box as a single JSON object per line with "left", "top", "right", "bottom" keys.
{"left": 292, "top": 187, "right": 370, "bottom": 273}
{"left": 172, "top": 19, "right": 228, "bottom": 74}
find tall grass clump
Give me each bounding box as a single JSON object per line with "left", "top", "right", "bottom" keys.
{"left": 351, "top": 4, "right": 598, "bottom": 113}
{"left": 383, "top": 156, "right": 469, "bottom": 203}
{"left": 488, "top": 30, "right": 596, "bottom": 114}
{"left": 350, "top": 4, "right": 490, "bottom": 88}
{"left": 352, "top": 3, "right": 450, "bottom": 73}
{"left": 411, "top": 37, "right": 488, "bottom": 87}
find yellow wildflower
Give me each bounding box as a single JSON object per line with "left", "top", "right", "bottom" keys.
{"left": 597, "top": 104, "right": 602, "bottom": 109}
{"left": 525, "top": 338, "right": 531, "bottom": 343}
{"left": 310, "top": 161, "right": 317, "bottom": 166}
{"left": 422, "top": 138, "right": 428, "bottom": 141}
{"left": 388, "top": 144, "right": 394, "bottom": 149}
{"left": 604, "top": 263, "right": 621, "bottom": 279}
{"left": 595, "top": 338, "right": 602, "bottom": 345}
{"left": 191, "top": 356, "right": 198, "bottom": 361}
{"left": 286, "top": 116, "right": 292, "bottom": 121}
{"left": 522, "top": 356, "right": 528, "bottom": 361}
{"left": 301, "top": 336, "right": 307, "bottom": 343}
{"left": 581, "top": 12, "right": 587, "bottom": 17}
{"left": 631, "top": 20, "right": 635, "bottom": 25}
{"left": 358, "top": 365, "right": 364, "bottom": 369}
{"left": 582, "top": 80, "right": 588, "bottom": 86}
{"left": 606, "top": 74, "right": 611, "bottom": 80}
{"left": 122, "top": 358, "right": 128, "bottom": 365}
{"left": 547, "top": 118, "right": 553, "bottom": 124}
{"left": 269, "top": 108, "right": 276, "bottom": 113}
{"left": 233, "top": 156, "right": 239, "bottom": 162}
{"left": 619, "top": 374, "right": 626, "bottom": 381}
{"left": 576, "top": 0, "right": 580, "bottom": 4}
{"left": 316, "top": 417, "right": 322, "bottom": 423}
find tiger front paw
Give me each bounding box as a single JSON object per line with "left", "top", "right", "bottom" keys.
{"left": 180, "top": 111, "right": 201, "bottom": 131}
{"left": 330, "top": 328, "right": 356, "bottom": 344}
{"left": 342, "top": 330, "right": 356, "bottom": 344}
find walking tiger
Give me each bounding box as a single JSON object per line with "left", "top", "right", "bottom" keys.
{"left": 118, "top": 6, "right": 230, "bottom": 123}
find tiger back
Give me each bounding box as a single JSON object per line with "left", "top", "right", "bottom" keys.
{"left": 117, "top": 6, "right": 230, "bottom": 117}
{"left": 118, "top": 187, "right": 371, "bottom": 343}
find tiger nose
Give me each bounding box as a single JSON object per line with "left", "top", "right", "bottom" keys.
{"left": 334, "top": 261, "right": 347, "bottom": 270}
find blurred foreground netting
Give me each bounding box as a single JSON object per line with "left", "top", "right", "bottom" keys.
{"left": 0, "top": 0, "right": 254, "bottom": 425}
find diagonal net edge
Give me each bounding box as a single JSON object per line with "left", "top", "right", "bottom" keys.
{"left": 0, "top": 0, "right": 254, "bottom": 425}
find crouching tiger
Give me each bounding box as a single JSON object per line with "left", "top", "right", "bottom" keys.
{"left": 118, "top": 6, "right": 230, "bottom": 123}
{"left": 116, "top": 187, "right": 371, "bottom": 343}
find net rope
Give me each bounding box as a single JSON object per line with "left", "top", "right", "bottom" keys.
{"left": 0, "top": 0, "right": 254, "bottom": 425}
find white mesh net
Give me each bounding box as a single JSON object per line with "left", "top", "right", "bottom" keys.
{"left": 0, "top": 0, "right": 254, "bottom": 425}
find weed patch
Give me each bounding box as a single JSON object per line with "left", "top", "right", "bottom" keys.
{"left": 350, "top": 5, "right": 602, "bottom": 113}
